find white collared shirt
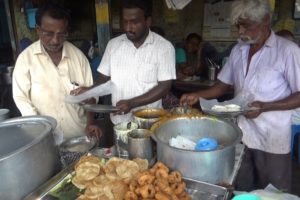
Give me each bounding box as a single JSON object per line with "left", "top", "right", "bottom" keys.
{"left": 218, "top": 31, "right": 300, "bottom": 154}
{"left": 13, "top": 40, "right": 93, "bottom": 140}
{"left": 98, "top": 31, "right": 176, "bottom": 124}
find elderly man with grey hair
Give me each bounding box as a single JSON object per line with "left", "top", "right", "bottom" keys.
{"left": 180, "top": 0, "right": 300, "bottom": 192}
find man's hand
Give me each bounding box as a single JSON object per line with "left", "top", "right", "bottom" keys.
{"left": 244, "top": 101, "right": 265, "bottom": 119}
{"left": 70, "top": 86, "right": 90, "bottom": 96}
{"left": 115, "top": 100, "right": 132, "bottom": 115}
{"left": 85, "top": 124, "right": 102, "bottom": 140}
{"left": 180, "top": 92, "right": 200, "bottom": 106}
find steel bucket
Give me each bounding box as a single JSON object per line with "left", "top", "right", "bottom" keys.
{"left": 0, "top": 116, "right": 61, "bottom": 200}
{"left": 151, "top": 116, "right": 242, "bottom": 184}
{"left": 113, "top": 122, "right": 138, "bottom": 157}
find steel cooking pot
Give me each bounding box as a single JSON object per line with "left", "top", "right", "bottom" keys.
{"left": 133, "top": 108, "right": 168, "bottom": 129}
{"left": 0, "top": 116, "right": 61, "bottom": 200}
{"left": 151, "top": 115, "right": 242, "bottom": 184}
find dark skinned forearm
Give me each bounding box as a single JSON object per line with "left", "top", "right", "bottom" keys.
{"left": 195, "top": 80, "right": 232, "bottom": 99}
{"left": 86, "top": 98, "right": 96, "bottom": 125}
{"left": 129, "top": 80, "right": 172, "bottom": 108}
{"left": 257, "top": 92, "right": 300, "bottom": 112}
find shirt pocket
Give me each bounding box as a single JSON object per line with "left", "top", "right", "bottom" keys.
{"left": 255, "top": 67, "right": 285, "bottom": 94}
{"left": 137, "top": 62, "right": 157, "bottom": 83}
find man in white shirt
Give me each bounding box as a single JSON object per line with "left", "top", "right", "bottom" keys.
{"left": 180, "top": 0, "right": 300, "bottom": 192}
{"left": 72, "top": 0, "right": 176, "bottom": 124}
{"left": 276, "top": 30, "right": 300, "bottom": 161}
{"left": 13, "top": 2, "right": 101, "bottom": 143}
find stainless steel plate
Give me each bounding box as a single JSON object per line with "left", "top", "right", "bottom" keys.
{"left": 199, "top": 97, "right": 257, "bottom": 118}
{"left": 60, "top": 136, "right": 97, "bottom": 153}
{"left": 202, "top": 109, "right": 245, "bottom": 118}
{"left": 82, "top": 104, "right": 119, "bottom": 113}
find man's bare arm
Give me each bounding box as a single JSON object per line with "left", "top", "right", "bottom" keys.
{"left": 116, "top": 80, "right": 172, "bottom": 114}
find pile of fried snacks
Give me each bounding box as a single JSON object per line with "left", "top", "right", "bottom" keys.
{"left": 124, "top": 161, "right": 191, "bottom": 200}
{"left": 72, "top": 155, "right": 148, "bottom": 200}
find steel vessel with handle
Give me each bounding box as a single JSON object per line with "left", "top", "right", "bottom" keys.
{"left": 0, "top": 116, "right": 61, "bottom": 200}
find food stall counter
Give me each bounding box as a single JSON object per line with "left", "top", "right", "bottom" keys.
{"left": 24, "top": 144, "right": 244, "bottom": 200}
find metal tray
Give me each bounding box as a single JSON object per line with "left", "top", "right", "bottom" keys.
{"left": 199, "top": 97, "right": 259, "bottom": 118}
{"left": 203, "top": 109, "right": 245, "bottom": 118}
{"left": 24, "top": 161, "right": 77, "bottom": 200}
{"left": 25, "top": 167, "right": 229, "bottom": 200}
{"left": 82, "top": 104, "right": 119, "bottom": 113}
{"left": 184, "top": 177, "right": 229, "bottom": 200}
{"left": 25, "top": 145, "right": 244, "bottom": 200}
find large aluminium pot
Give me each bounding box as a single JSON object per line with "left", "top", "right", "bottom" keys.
{"left": 0, "top": 116, "right": 61, "bottom": 200}
{"left": 151, "top": 115, "right": 242, "bottom": 184}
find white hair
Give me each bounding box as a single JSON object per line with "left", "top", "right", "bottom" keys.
{"left": 231, "top": 0, "right": 272, "bottom": 24}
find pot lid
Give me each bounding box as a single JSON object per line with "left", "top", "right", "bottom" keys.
{"left": 0, "top": 116, "right": 56, "bottom": 160}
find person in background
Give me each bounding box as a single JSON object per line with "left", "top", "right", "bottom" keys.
{"left": 150, "top": 26, "right": 180, "bottom": 109}
{"left": 13, "top": 2, "right": 102, "bottom": 144}
{"left": 180, "top": 0, "right": 300, "bottom": 192}
{"left": 79, "top": 39, "right": 101, "bottom": 81}
{"left": 71, "top": 0, "right": 176, "bottom": 125}
{"left": 176, "top": 33, "right": 220, "bottom": 80}
{"left": 90, "top": 35, "right": 102, "bottom": 81}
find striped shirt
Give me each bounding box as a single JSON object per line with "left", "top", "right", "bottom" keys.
{"left": 98, "top": 31, "right": 176, "bottom": 124}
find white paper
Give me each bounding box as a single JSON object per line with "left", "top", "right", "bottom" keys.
{"left": 165, "top": 0, "right": 191, "bottom": 10}
{"left": 165, "top": 0, "right": 173, "bottom": 9}
{"left": 169, "top": 135, "right": 196, "bottom": 150}
{"left": 65, "top": 81, "right": 112, "bottom": 104}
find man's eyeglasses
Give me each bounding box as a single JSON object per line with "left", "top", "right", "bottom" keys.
{"left": 39, "top": 27, "right": 68, "bottom": 40}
